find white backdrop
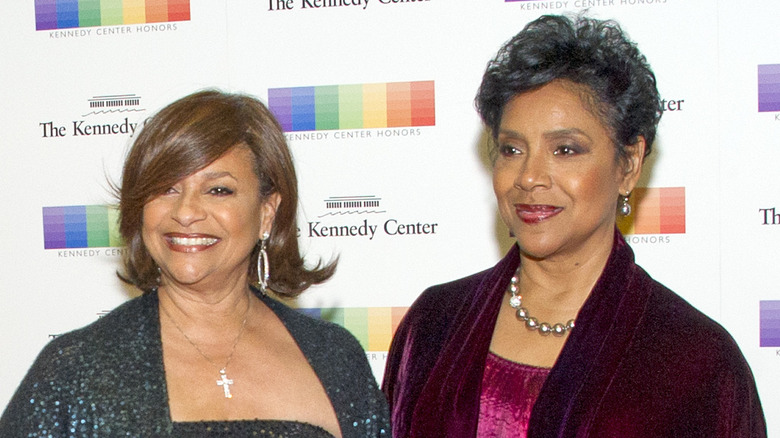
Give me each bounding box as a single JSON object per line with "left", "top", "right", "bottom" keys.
{"left": 1, "top": 0, "right": 778, "bottom": 434}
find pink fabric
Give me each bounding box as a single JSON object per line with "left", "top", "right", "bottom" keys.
{"left": 477, "top": 352, "right": 550, "bottom": 438}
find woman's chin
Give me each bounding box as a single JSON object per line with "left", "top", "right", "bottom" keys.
{"left": 512, "top": 229, "right": 559, "bottom": 256}
{"left": 517, "top": 247, "right": 557, "bottom": 262}
{"left": 514, "top": 232, "right": 587, "bottom": 261}
{"left": 160, "top": 269, "right": 212, "bottom": 290}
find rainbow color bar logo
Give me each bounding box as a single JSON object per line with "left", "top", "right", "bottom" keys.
{"left": 760, "top": 301, "right": 780, "bottom": 347}
{"left": 43, "top": 205, "right": 122, "bottom": 249}
{"left": 758, "top": 64, "right": 780, "bottom": 112}
{"left": 299, "top": 307, "right": 408, "bottom": 351}
{"left": 268, "top": 81, "right": 435, "bottom": 132}
{"left": 35, "top": 0, "right": 190, "bottom": 31}
{"left": 617, "top": 187, "right": 685, "bottom": 235}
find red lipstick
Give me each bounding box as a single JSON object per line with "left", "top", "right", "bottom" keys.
{"left": 515, "top": 204, "right": 562, "bottom": 224}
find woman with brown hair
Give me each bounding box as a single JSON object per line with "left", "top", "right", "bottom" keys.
{"left": 1, "top": 90, "right": 389, "bottom": 437}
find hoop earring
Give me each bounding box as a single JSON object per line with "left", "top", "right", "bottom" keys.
{"left": 257, "top": 232, "right": 270, "bottom": 294}
{"left": 620, "top": 192, "right": 632, "bottom": 217}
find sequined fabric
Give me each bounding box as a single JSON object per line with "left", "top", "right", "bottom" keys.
{"left": 0, "top": 289, "right": 389, "bottom": 437}
{"left": 476, "top": 352, "right": 550, "bottom": 438}
{"left": 173, "top": 419, "right": 335, "bottom": 437}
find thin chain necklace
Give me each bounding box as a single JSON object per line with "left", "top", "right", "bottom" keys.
{"left": 507, "top": 268, "right": 576, "bottom": 337}
{"left": 160, "top": 297, "right": 250, "bottom": 399}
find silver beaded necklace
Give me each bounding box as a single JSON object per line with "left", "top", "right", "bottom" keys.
{"left": 160, "top": 299, "right": 250, "bottom": 399}
{"left": 507, "top": 268, "right": 576, "bottom": 337}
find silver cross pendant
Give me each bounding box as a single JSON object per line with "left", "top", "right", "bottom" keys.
{"left": 216, "top": 369, "right": 234, "bottom": 398}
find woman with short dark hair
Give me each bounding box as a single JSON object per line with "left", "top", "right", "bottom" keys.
{"left": 383, "top": 15, "right": 765, "bottom": 437}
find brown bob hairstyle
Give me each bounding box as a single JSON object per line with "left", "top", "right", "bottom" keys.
{"left": 118, "top": 90, "right": 336, "bottom": 297}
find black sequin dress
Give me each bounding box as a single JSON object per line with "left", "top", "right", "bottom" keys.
{"left": 0, "top": 289, "right": 389, "bottom": 437}
{"left": 173, "top": 419, "right": 335, "bottom": 437}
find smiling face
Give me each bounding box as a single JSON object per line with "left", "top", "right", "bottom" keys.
{"left": 142, "top": 144, "right": 280, "bottom": 291}
{"left": 493, "top": 80, "right": 644, "bottom": 263}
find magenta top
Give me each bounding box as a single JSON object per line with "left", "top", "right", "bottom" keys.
{"left": 477, "top": 352, "right": 551, "bottom": 438}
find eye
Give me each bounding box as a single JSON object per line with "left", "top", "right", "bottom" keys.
{"left": 163, "top": 187, "right": 178, "bottom": 195}
{"left": 209, "top": 186, "right": 234, "bottom": 196}
{"left": 553, "top": 145, "right": 580, "bottom": 156}
{"left": 498, "top": 144, "right": 521, "bottom": 157}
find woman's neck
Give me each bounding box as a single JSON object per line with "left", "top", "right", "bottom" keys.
{"left": 157, "top": 281, "right": 255, "bottom": 330}
{"left": 517, "top": 235, "right": 614, "bottom": 309}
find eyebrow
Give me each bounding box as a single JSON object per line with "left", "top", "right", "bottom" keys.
{"left": 200, "top": 170, "right": 238, "bottom": 181}
{"left": 498, "top": 127, "right": 592, "bottom": 141}
{"left": 543, "top": 128, "right": 592, "bottom": 142}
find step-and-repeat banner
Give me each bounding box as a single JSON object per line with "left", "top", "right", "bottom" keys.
{"left": 1, "top": 0, "right": 778, "bottom": 432}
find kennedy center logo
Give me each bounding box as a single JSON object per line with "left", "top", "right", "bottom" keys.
{"left": 269, "top": 81, "right": 435, "bottom": 132}
{"left": 35, "top": 0, "right": 190, "bottom": 31}
{"left": 617, "top": 187, "right": 685, "bottom": 235}
{"left": 40, "top": 94, "right": 145, "bottom": 139}
{"left": 760, "top": 301, "right": 780, "bottom": 347}
{"left": 306, "top": 195, "right": 439, "bottom": 241}
{"left": 758, "top": 64, "right": 780, "bottom": 112}
{"left": 43, "top": 205, "right": 122, "bottom": 249}
{"left": 298, "top": 307, "right": 408, "bottom": 352}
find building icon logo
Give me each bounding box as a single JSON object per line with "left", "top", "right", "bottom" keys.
{"left": 319, "top": 195, "right": 384, "bottom": 218}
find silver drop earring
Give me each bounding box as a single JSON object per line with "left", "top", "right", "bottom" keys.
{"left": 620, "top": 192, "right": 632, "bottom": 217}
{"left": 257, "top": 232, "right": 270, "bottom": 293}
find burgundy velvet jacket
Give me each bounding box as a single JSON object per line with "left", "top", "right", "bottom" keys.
{"left": 382, "top": 230, "right": 766, "bottom": 437}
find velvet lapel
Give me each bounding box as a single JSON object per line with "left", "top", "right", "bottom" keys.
{"left": 529, "top": 229, "right": 652, "bottom": 437}
{"left": 409, "top": 246, "right": 520, "bottom": 437}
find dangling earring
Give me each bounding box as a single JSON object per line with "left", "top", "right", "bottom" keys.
{"left": 620, "top": 192, "right": 632, "bottom": 216}
{"left": 257, "top": 232, "right": 270, "bottom": 294}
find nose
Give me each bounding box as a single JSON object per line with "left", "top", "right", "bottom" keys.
{"left": 514, "top": 151, "right": 551, "bottom": 191}
{"left": 171, "top": 191, "right": 206, "bottom": 227}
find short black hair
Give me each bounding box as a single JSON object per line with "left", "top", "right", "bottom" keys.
{"left": 475, "top": 14, "right": 662, "bottom": 161}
